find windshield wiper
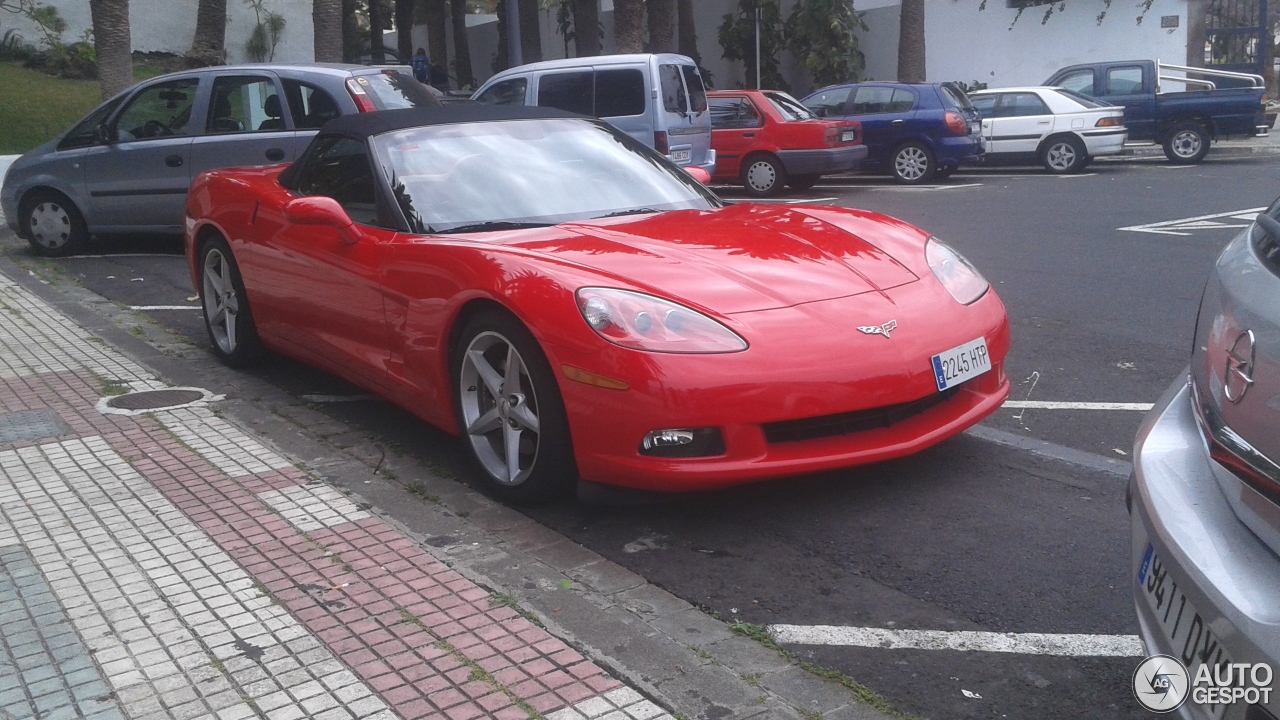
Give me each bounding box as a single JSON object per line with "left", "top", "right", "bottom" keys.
{"left": 437, "top": 221, "right": 551, "bottom": 234}
{"left": 595, "top": 208, "right": 662, "bottom": 219}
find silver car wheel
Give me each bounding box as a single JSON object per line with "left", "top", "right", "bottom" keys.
{"left": 1045, "top": 142, "right": 1077, "bottom": 171}
{"left": 29, "top": 201, "right": 71, "bottom": 249}
{"left": 895, "top": 146, "right": 929, "bottom": 181}
{"left": 1171, "top": 130, "right": 1203, "bottom": 159}
{"left": 459, "top": 331, "right": 541, "bottom": 487}
{"left": 745, "top": 160, "right": 777, "bottom": 193}
{"left": 202, "top": 248, "right": 240, "bottom": 355}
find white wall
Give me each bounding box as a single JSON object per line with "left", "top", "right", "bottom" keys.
{"left": 5, "top": 0, "right": 315, "bottom": 65}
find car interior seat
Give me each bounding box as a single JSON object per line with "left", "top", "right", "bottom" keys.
{"left": 259, "top": 95, "right": 284, "bottom": 131}
{"left": 211, "top": 95, "right": 244, "bottom": 133}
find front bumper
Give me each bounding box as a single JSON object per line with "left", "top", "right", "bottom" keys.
{"left": 1, "top": 181, "right": 18, "bottom": 234}
{"left": 1131, "top": 376, "right": 1280, "bottom": 719}
{"left": 777, "top": 145, "right": 869, "bottom": 175}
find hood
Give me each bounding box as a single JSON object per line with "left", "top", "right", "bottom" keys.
{"left": 502, "top": 203, "right": 920, "bottom": 314}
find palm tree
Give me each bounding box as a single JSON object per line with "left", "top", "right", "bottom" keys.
{"left": 89, "top": 0, "right": 132, "bottom": 99}
{"left": 897, "top": 0, "right": 925, "bottom": 83}
{"left": 370, "top": 0, "right": 387, "bottom": 62}
{"left": 314, "top": 0, "right": 343, "bottom": 61}
{"left": 676, "top": 0, "right": 700, "bottom": 65}
{"left": 425, "top": 0, "right": 449, "bottom": 73}
{"left": 571, "top": 0, "right": 600, "bottom": 56}
{"left": 449, "top": 0, "right": 474, "bottom": 88}
{"left": 647, "top": 0, "right": 673, "bottom": 53}
{"left": 188, "top": 0, "right": 227, "bottom": 67}
{"left": 395, "top": 0, "right": 414, "bottom": 60}
{"left": 342, "top": 0, "right": 360, "bottom": 61}
{"left": 519, "top": 0, "right": 542, "bottom": 63}
{"left": 613, "top": 0, "right": 644, "bottom": 53}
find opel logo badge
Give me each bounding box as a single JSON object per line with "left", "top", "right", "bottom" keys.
{"left": 857, "top": 319, "right": 897, "bottom": 339}
{"left": 1224, "top": 329, "right": 1255, "bottom": 404}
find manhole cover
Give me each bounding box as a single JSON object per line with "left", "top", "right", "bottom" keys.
{"left": 106, "top": 389, "right": 206, "bottom": 410}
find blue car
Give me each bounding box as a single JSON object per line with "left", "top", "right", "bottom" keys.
{"left": 801, "top": 82, "right": 984, "bottom": 183}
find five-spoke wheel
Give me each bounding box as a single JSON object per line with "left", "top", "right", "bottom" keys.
{"left": 200, "top": 237, "right": 261, "bottom": 366}
{"left": 1042, "top": 136, "right": 1087, "bottom": 174}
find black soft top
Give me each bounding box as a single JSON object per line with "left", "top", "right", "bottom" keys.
{"left": 318, "top": 104, "right": 587, "bottom": 140}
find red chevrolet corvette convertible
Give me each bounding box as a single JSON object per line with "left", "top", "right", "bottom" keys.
{"left": 185, "top": 105, "right": 1010, "bottom": 500}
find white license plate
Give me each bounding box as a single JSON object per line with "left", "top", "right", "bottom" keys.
{"left": 930, "top": 337, "right": 990, "bottom": 391}
{"left": 671, "top": 149, "right": 691, "bottom": 163}
{"left": 841, "top": 130, "right": 856, "bottom": 142}
{"left": 1139, "top": 544, "right": 1233, "bottom": 720}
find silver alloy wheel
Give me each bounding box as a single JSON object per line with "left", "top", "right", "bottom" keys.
{"left": 459, "top": 331, "right": 541, "bottom": 486}
{"left": 28, "top": 201, "right": 71, "bottom": 250}
{"left": 202, "top": 248, "right": 241, "bottom": 355}
{"left": 894, "top": 146, "right": 929, "bottom": 181}
{"left": 1045, "top": 141, "right": 1078, "bottom": 171}
{"left": 745, "top": 160, "right": 777, "bottom": 193}
{"left": 1170, "top": 130, "right": 1203, "bottom": 159}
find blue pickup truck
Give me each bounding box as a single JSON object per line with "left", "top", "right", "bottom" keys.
{"left": 1044, "top": 59, "right": 1268, "bottom": 163}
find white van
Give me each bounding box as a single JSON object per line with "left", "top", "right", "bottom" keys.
{"left": 472, "top": 53, "right": 715, "bottom": 174}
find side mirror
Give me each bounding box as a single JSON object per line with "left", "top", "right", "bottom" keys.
{"left": 282, "top": 196, "right": 360, "bottom": 244}
{"left": 685, "top": 166, "right": 711, "bottom": 185}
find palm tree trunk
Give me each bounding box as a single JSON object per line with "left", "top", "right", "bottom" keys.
{"left": 613, "top": 0, "right": 644, "bottom": 53}
{"left": 519, "top": 0, "right": 542, "bottom": 63}
{"left": 571, "top": 0, "right": 600, "bottom": 56}
{"left": 370, "top": 0, "right": 387, "bottom": 62}
{"left": 187, "top": 0, "right": 227, "bottom": 67}
{"left": 897, "top": 0, "right": 925, "bottom": 83}
{"left": 313, "top": 0, "right": 343, "bottom": 62}
{"left": 495, "top": 0, "right": 509, "bottom": 71}
{"left": 342, "top": 0, "right": 360, "bottom": 61}
{"left": 426, "top": 0, "right": 448, "bottom": 69}
{"left": 395, "top": 0, "right": 414, "bottom": 60}
{"left": 448, "top": 0, "right": 474, "bottom": 88}
{"left": 676, "top": 0, "right": 700, "bottom": 65}
{"left": 89, "top": 0, "right": 132, "bottom": 99}
{"left": 646, "top": 0, "right": 673, "bottom": 53}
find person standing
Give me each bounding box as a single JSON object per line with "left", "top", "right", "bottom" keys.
{"left": 410, "top": 48, "right": 429, "bottom": 83}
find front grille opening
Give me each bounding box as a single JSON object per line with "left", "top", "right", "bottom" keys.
{"left": 762, "top": 384, "right": 963, "bottom": 444}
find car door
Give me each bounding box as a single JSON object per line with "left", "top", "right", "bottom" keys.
{"left": 708, "top": 95, "right": 764, "bottom": 179}
{"left": 1099, "top": 64, "right": 1155, "bottom": 140}
{"left": 189, "top": 72, "right": 297, "bottom": 179}
{"left": 593, "top": 66, "right": 649, "bottom": 145}
{"left": 279, "top": 77, "right": 344, "bottom": 156}
{"left": 987, "top": 92, "right": 1053, "bottom": 156}
{"left": 81, "top": 75, "right": 202, "bottom": 232}
{"left": 848, "top": 85, "right": 916, "bottom": 168}
{"left": 256, "top": 136, "right": 392, "bottom": 383}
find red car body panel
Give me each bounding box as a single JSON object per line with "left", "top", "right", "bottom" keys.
{"left": 185, "top": 165, "right": 1009, "bottom": 492}
{"left": 708, "top": 89, "right": 866, "bottom": 182}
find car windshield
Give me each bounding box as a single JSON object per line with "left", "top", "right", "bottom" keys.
{"left": 1054, "top": 88, "right": 1108, "bottom": 109}
{"left": 373, "top": 118, "right": 721, "bottom": 234}
{"left": 764, "top": 92, "right": 814, "bottom": 121}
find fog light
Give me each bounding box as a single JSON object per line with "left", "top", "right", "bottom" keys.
{"left": 639, "top": 428, "right": 726, "bottom": 458}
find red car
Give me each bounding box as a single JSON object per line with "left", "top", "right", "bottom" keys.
{"left": 708, "top": 89, "right": 867, "bottom": 197}
{"left": 185, "top": 105, "right": 1009, "bottom": 501}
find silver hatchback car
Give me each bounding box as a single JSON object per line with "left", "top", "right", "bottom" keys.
{"left": 2, "top": 63, "right": 439, "bottom": 256}
{"left": 1130, "top": 200, "right": 1280, "bottom": 719}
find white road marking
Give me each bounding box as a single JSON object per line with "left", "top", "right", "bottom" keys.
{"left": 301, "top": 393, "right": 379, "bottom": 403}
{"left": 814, "top": 183, "right": 983, "bottom": 192}
{"left": 1056, "top": 173, "right": 1097, "bottom": 178}
{"left": 1004, "top": 400, "right": 1154, "bottom": 411}
{"left": 1119, "top": 207, "right": 1266, "bottom": 236}
{"left": 129, "top": 305, "right": 200, "bottom": 311}
{"left": 768, "top": 624, "right": 1144, "bottom": 657}
{"left": 740, "top": 197, "right": 840, "bottom": 204}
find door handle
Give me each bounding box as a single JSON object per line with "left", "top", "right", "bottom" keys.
{"left": 743, "top": 132, "right": 755, "bottom": 137}
{"left": 164, "top": 154, "right": 183, "bottom": 167}
{"left": 1037, "top": 121, "right": 1051, "bottom": 125}
{"left": 265, "top": 148, "right": 285, "bottom": 162}
{"left": 891, "top": 119, "right": 905, "bottom": 126}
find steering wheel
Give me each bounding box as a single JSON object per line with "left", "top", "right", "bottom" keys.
{"left": 142, "top": 119, "right": 173, "bottom": 137}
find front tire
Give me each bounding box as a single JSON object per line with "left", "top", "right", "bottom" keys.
{"left": 200, "top": 236, "right": 262, "bottom": 367}
{"left": 891, "top": 142, "right": 936, "bottom": 184}
{"left": 1162, "top": 121, "right": 1210, "bottom": 164}
{"left": 452, "top": 311, "right": 575, "bottom": 502}
{"left": 741, "top": 154, "right": 786, "bottom": 197}
{"left": 21, "top": 190, "right": 89, "bottom": 257}
{"left": 1041, "top": 136, "right": 1087, "bottom": 174}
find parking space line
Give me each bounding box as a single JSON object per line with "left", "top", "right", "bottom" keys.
{"left": 300, "top": 393, "right": 379, "bottom": 403}
{"left": 768, "top": 624, "right": 1144, "bottom": 657}
{"left": 129, "top": 305, "right": 200, "bottom": 310}
{"left": 1119, "top": 207, "right": 1265, "bottom": 235}
{"left": 814, "top": 183, "right": 983, "bottom": 192}
{"left": 1003, "top": 400, "right": 1153, "bottom": 411}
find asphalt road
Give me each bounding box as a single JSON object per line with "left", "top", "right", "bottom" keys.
{"left": 15, "top": 155, "right": 1279, "bottom": 719}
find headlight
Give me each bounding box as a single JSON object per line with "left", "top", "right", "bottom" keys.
{"left": 926, "top": 237, "right": 989, "bottom": 305}
{"left": 575, "top": 288, "right": 747, "bottom": 353}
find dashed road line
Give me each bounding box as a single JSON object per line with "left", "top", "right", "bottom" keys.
{"left": 1004, "top": 400, "right": 1153, "bottom": 411}
{"left": 769, "top": 624, "right": 1144, "bottom": 657}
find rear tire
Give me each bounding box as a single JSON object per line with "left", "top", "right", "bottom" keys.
{"left": 1041, "top": 135, "right": 1087, "bottom": 174}
{"left": 1162, "top": 121, "right": 1210, "bottom": 164}
{"left": 21, "top": 190, "right": 89, "bottom": 257}
{"left": 891, "top": 142, "right": 936, "bottom": 184}
{"left": 199, "top": 236, "right": 263, "bottom": 367}
{"left": 788, "top": 174, "right": 821, "bottom": 191}
{"left": 741, "top": 154, "right": 786, "bottom": 197}
{"left": 451, "top": 310, "right": 575, "bottom": 503}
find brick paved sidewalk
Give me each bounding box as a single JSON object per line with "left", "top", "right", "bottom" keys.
{"left": 0, "top": 271, "right": 671, "bottom": 719}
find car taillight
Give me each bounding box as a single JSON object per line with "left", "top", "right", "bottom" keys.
{"left": 944, "top": 111, "right": 967, "bottom": 135}
{"left": 1192, "top": 378, "right": 1280, "bottom": 505}
{"left": 824, "top": 127, "right": 839, "bottom": 143}
{"left": 654, "top": 131, "right": 669, "bottom": 155}
{"left": 1095, "top": 116, "right": 1123, "bottom": 127}
{"left": 345, "top": 78, "right": 377, "bottom": 113}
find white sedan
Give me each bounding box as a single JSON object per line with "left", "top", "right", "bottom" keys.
{"left": 968, "top": 86, "right": 1127, "bottom": 173}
